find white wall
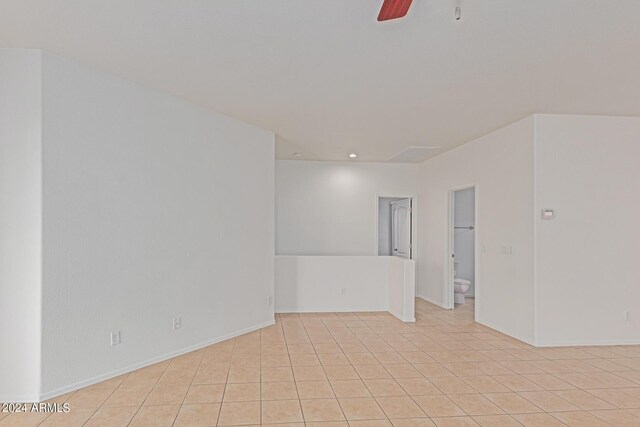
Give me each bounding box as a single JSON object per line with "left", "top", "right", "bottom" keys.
{"left": 388, "top": 257, "right": 416, "bottom": 322}
{"left": 275, "top": 256, "right": 389, "bottom": 312}
{"left": 35, "top": 52, "right": 275, "bottom": 397}
{"left": 275, "top": 256, "right": 415, "bottom": 322}
{"left": 418, "top": 117, "right": 536, "bottom": 344}
{"left": 0, "top": 49, "right": 42, "bottom": 401}
{"left": 534, "top": 115, "right": 640, "bottom": 345}
{"left": 276, "top": 161, "right": 419, "bottom": 255}
{"left": 454, "top": 188, "right": 475, "bottom": 296}
{"left": 419, "top": 113, "right": 640, "bottom": 347}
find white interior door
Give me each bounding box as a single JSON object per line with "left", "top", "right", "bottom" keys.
{"left": 391, "top": 198, "right": 412, "bottom": 259}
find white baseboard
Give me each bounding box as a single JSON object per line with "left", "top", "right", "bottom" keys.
{"left": 276, "top": 308, "right": 387, "bottom": 313}
{"left": 388, "top": 309, "right": 416, "bottom": 323}
{"left": 534, "top": 338, "right": 640, "bottom": 347}
{"left": 278, "top": 308, "right": 413, "bottom": 323}
{"left": 476, "top": 317, "right": 640, "bottom": 348}
{"left": 416, "top": 294, "right": 448, "bottom": 309}
{"left": 37, "top": 319, "right": 275, "bottom": 403}
{"left": 475, "top": 316, "right": 536, "bottom": 347}
{"left": 0, "top": 394, "right": 41, "bottom": 403}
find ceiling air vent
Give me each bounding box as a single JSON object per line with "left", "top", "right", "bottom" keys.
{"left": 387, "top": 146, "right": 440, "bottom": 163}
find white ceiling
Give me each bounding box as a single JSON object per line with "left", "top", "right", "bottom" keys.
{"left": 2, "top": 0, "right": 640, "bottom": 161}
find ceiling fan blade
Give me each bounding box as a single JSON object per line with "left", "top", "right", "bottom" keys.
{"left": 377, "top": 0, "right": 414, "bottom": 22}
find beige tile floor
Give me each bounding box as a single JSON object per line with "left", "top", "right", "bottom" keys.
{"left": 3, "top": 298, "right": 640, "bottom": 426}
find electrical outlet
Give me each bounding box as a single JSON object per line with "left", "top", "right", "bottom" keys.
{"left": 267, "top": 295, "right": 273, "bottom": 305}
{"left": 341, "top": 288, "right": 346, "bottom": 296}
{"left": 173, "top": 317, "right": 182, "bottom": 331}
{"left": 501, "top": 246, "right": 513, "bottom": 255}
{"left": 110, "top": 331, "right": 121, "bottom": 346}
{"left": 541, "top": 209, "right": 555, "bottom": 220}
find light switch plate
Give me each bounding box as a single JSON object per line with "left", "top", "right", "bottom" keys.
{"left": 541, "top": 209, "right": 555, "bottom": 220}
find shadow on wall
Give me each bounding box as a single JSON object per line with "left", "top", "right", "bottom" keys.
{"left": 275, "top": 259, "right": 298, "bottom": 311}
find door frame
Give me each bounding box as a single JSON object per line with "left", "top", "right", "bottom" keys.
{"left": 375, "top": 194, "right": 417, "bottom": 261}
{"left": 447, "top": 185, "right": 479, "bottom": 317}
{"left": 390, "top": 198, "right": 412, "bottom": 258}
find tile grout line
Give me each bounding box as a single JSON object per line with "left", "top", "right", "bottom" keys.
{"left": 279, "top": 313, "right": 307, "bottom": 424}
{"left": 215, "top": 337, "right": 236, "bottom": 427}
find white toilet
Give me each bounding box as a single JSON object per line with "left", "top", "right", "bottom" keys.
{"left": 454, "top": 279, "right": 471, "bottom": 304}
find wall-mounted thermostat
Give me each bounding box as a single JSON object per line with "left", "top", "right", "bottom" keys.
{"left": 541, "top": 209, "right": 555, "bottom": 220}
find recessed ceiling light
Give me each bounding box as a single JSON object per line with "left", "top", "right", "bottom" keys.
{"left": 349, "top": 153, "right": 358, "bottom": 158}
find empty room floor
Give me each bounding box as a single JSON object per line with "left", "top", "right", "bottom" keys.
{"left": 3, "top": 300, "right": 640, "bottom": 427}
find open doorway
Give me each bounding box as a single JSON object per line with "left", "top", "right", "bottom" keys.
{"left": 448, "top": 187, "right": 476, "bottom": 314}
{"left": 377, "top": 196, "right": 414, "bottom": 260}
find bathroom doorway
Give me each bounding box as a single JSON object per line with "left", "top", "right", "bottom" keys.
{"left": 448, "top": 187, "right": 476, "bottom": 314}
